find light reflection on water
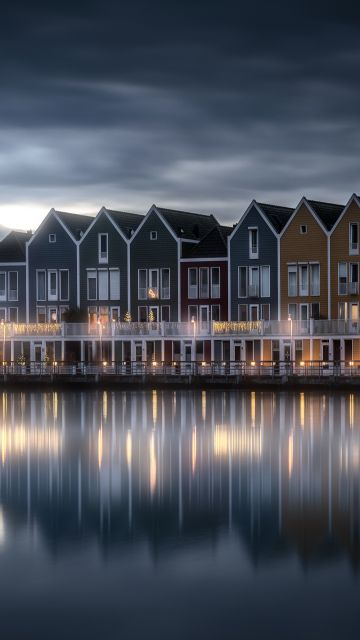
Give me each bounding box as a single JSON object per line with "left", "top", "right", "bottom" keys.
{"left": 0, "top": 389, "right": 359, "bottom": 639}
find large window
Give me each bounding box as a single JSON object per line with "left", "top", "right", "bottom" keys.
{"left": 288, "top": 303, "right": 297, "bottom": 320}
{"left": 149, "top": 269, "right": 159, "bottom": 298}
{"left": 238, "top": 304, "right": 248, "bottom": 321}
{"left": 211, "top": 305, "right": 220, "bottom": 321}
{"left": 299, "top": 264, "right": 308, "bottom": 296}
{"left": 260, "top": 266, "right": 270, "bottom": 297}
{"left": 249, "top": 228, "right": 258, "bottom": 259}
{"left": 7, "top": 271, "right": 18, "bottom": 301}
{"left": 199, "top": 267, "right": 209, "bottom": 298}
{"left": 160, "top": 268, "right": 170, "bottom": 299}
{"left": 98, "top": 270, "right": 109, "bottom": 300}
{"left": 249, "top": 267, "right": 259, "bottom": 297}
{"left": 161, "top": 306, "right": 170, "bottom": 322}
{"left": 238, "top": 266, "right": 247, "bottom": 298}
{"left": 338, "top": 262, "right": 347, "bottom": 295}
{"left": 59, "top": 270, "right": 69, "bottom": 301}
{"left": 309, "top": 263, "right": 320, "bottom": 296}
{"left": 0, "top": 273, "right": 6, "bottom": 301}
{"left": 138, "top": 269, "right": 147, "bottom": 300}
{"left": 87, "top": 270, "right": 97, "bottom": 300}
{"left": 98, "top": 234, "right": 108, "bottom": 263}
{"left": 211, "top": 267, "right": 220, "bottom": 298}
{"left": 349, "top": 263, "right": 359, "bottom": 294}
{"left": 48, "top": 271, "right": 58, "bottom": 300}
{"left": 36, "top": 271, "right": 46, "bottom": 301}
{"left": 350, "top": 223, "right": 359, "bottom": 255}
{"left": 109, "top": 269, "right": 120, "bottom": 300}
{"left": 188, "top": 268, "right": 198, "bottom": 298}
{"left": 288, "top": 265, "right": 297, "bottom": 297}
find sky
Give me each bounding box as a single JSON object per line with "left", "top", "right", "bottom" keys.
{"left": 0, "top": 0, "right": 360, "bottom": 231}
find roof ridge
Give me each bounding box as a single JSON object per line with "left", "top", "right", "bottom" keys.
{"left": 157, "top": 206, "right": 215, "bottom": 219}
{"left": 256, "top": 201, "right": 294, "bottom": 212}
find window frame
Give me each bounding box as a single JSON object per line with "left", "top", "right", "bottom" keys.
{"left": 87, "top": 269, "right": 97, "bottom": 301}
{"left": 199, "top": 267, "right": 209, "bottom": 298}
{"left": 248, "top": 227, "right": 259, "bottom": 259}
{"left": 288, "top": 264, "right": 297, "bottom": 297}
{"left": 0, "top": 272, "right": 6, "bottom": 301}
{"left": 47, "top": 270, "right": 58, "bottom": 301}
{"left": 49, "top": 233, "right": 56, "bottom": 243}
{"left": 238, "top": 266, "right": 248, "bottom": 298}
{"left": 98, "top": 233, "right": 109, "bottom": 264}
{"left": 109, "top": 268, "right": 120, "bottom": 300}
{"left": 160, "top": 268, "right": 170, "bottom": 299}
{"left": 36, "top": 270, "right": 46, "bottom": 302}
{"left": 138, "top": 269, "right": 148, "bottom": 300}
{"left": 349, "top": 222, "right": 359, "bottom": 255}
{"left": 59, "top": 269, "right": 69, "bottom": 302}
{"left": 211, "top": 267, "right": 220, "bottom": 298}
{"left": 260, "top": 265, "right": 270, "bottom": 298}
{"left": 188, "top": 268, "right": 198, "bottom": 299}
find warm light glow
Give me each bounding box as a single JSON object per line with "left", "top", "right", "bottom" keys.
{"left": 300, "top": 392, "right": 305, "bottom": 427}
{"left": 300, "top": 361, "right": 305, "bottom": 367}
{"left": 214, "top": 427, "right": 262, "bottom": 457}
{"left": 201, "top": 361, "right": 206, "bottom": 367}
{"left": 53, "top": 361, "right": 57, "bottom": 367}
{"left": 251, "top": 360, "right": 256, "bottom": 367}
{"left": 97, "top": 427, "right": 103, "bottom": 469}
{"left": 152, "top": 361, "right": 157, "bottom": 367}
{"left": 251, "top": 391, "right": 256, "bottom": 426}
{"left": 0, "top": 426, "right": 62, "bottom": 463}
{"left": 288, "top": 432, "right": 294, "bottom": 476}
{"left": 126, "top": 430, "right": 132, "bottom": 468}
{"left": 148, "top": 287, "right": 158, "bottom": 299}
{"left": 103, "top": 361, "right": 107, "bottom": 367}
{"left": 201, "top": 390, "right": 206, "bottom": 421}
{"left": 349, "top": 361, "right": 354, "bottom": 367}
{"left": 152, "top": 389, "right": 158, "bottom": 424}
{"left": 213, "top": 321, "right": 262, "bottom": 334}
{"left": 349, "top": 393, "right": 354, "bottom": 428}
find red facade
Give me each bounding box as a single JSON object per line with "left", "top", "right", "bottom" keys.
{"left": 180, "top": 260, "right": 228, "bottom": 323}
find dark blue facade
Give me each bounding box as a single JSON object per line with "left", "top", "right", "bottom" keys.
{"left": 229, "top": 204, "right": 279, "bottom": 321}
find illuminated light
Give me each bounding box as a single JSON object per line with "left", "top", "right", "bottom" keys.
{"left": 2, "top": 362, "right": 6, "bottom": 366}
{"left": 0, "top": 426, "right": 62, "bottom": 462}
{"left": 201, "top": 361, "right": 206, "bottom": 367}
{"left": 251, "top": 391, "right": 256, "bottom": 426}
{"left": 152, "top": 361, "right": 157, "bottom": 367}
{"left": 152, "top": 389, "right": 158, "bottom": 424}
{"left": 349, "top": 361, "right": 354, "bottom": 367}
{"left": 53, "top": 361, "right": 57, "bottom": 366}
{"left": 300, "top": 361, "right": 305, "bottom": 367}
{"left": 201, "top": 390, "right": 206, "bottom": 421}
{"left": 213, "top": 320, "right": 262, "bottom": 334}
{"left": 102, "top": 391, "right": 108, "bottom": 421}
{"left": 322, "top": 361, "right": 327, "bottom": 367}
{"left": 251, "top": 361, "right": 256, "bottom": 367}
{"left": 214, "top": 426, "right": 262, "bottom": 458}
{"left": 148, "top": 287, "right": 158, "bottom": 299}
{"left": 222, "top": 361, "right": 226, "bottom": 366}
{"left": 349, "top": 393, "right": 354, "bottom": 428}
{"left": 173, "top": 361, "right": 177, "bottom": 366}
{"left": 102, "top": 361, "right": 107, "bottom": 367}
{"left": 12, "top": 323, "right": 61, "bottom": 336}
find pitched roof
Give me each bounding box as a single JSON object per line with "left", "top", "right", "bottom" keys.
{"left": 0, "top": 230, "right": 30, "bottom": 262}
{"left": 256, "top": 202, "right": 294, "bottom": 233}
{"left": 105, "top": 209, "right": 144, "bottom": 238}
{"left": 55, "top": 210, "right": 94, "bottom": 240}
{"left": 306, "top": 199, "right": 344, "bottom": 231}
{"left": 156, "top": 206, "right": 219, "bottom": 240}
{"left": 182, "top": 225, "right": 231, "bottom": 258}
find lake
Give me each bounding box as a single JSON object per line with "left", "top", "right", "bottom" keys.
{"left": 0, "top": 389, "right": 359, "bottom": 639}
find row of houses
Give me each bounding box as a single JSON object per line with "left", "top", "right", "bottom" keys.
{"left": 1, "top": 194, "right": 360, "bottom": 327}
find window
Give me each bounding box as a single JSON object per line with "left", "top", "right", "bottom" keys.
{"left": 300, "top": 225, "right": 307, "bottom": 234}
{"left": 249, "top": 228, "right": 258, "bottom": 258}
{"left": 48, "top": 271, "right": 58, "bottom": 300}
{"left": 150, "top": 231, "right": 157, "bottom": 240}
{"left": 299, "top": 303, "right": 308, "bottom": 321}
{"left": 295, "top": 340, "right": 303, "bottom": 363}
{"left": 249, "top": 304, "right": 259, "bottom": 321}
{"left": 349, "top": 223, "right": 359, "bottom": 255}
{"left": 238, "top": 304, "right": 248, "bottom": 321}
{"left": 138, "top": 306, "right": 147, "bottom": 322}
{"left": 211, "top": 267, "right": 220, "bottom": 298}
{"left": 109, "top": 269, "right": 120, "bottom": 300}
{"left": 309, "top": 263, "right": 320, "bottom": 296}
{"left": 249, "top": 267, "right": 259, "bottom": 297}
{"left": 149, "top": 269, "right": 159, "bottom": 298}
{"left": 199, "top": 267, "right": 209, "bottom": 298}
{"left": 36, "top": 306, "right": 46, "bottom": 323}
{"left": 188, "top": 268, "right": 198, "bottom": 298}
{"left": 7, "top": 271, "right": 18, "bottom": 301}
{"left": 98, "top": 233, "right": 108, "bottom": 263}
{"left": 338, "top": 262, "right": 347, "bottom": 295}
{"left": 211, "top": 305, "right": 220, "bottom": 321}
{"left": 49, "top": 233, "right": 56, "bottom": 243}
{"left": 349, "top": 263, "right": 359, "bottom": 294}
{"left": 288, "top": 303, "right": 297, "bottom": 320}
{"left": 338, "top": 302, "right": 347, "bottom": 320}
{"left": 238, "top": 266, "right": 247, "bottom": 298}
{"left": 87, "top": 270, "right": 97, "bottom": 300}
{"left": 59, "top": 270, "right": 69, "bottom": 301}
{"left": 188, "top": 305, "right": 198, "bottom": 322}
{"left": 260, "top": 266, "right": 270, "bottom": 297}
{"left": 98, "top": 270, "right": 109, "bottom": 300}
{"left": 110, "top": 307, "right": 120, "bottom": 321}
{"left": 36, "top": 270, "right": 46, "bottom": 301}
{"left": 261, "top": 304, "right": 270, "bottom": 321}
{"left": 161, "top": 306, "right": 170, "bottom": 322}
{"left": 160, "top": 268, "right": 170, "bottom": 299}
{"left": 48, "top": 308, "right": 58, "bottom": 323}
{"left": 310, "top": 303, "right": 320, "bottom": 319}
{"left": 8, "top": 307, "right": 18, "bottom": 322}
{"left": 288, "top": 265, "right": 297, "bottom": 297}
{"left": 60, "top": 306, "right": 69, "bottom": 321}
{"left": 299, "top": 264, "right": 308, "bottom": 296}
{"left": 0, "top": 273, "right": 6, "bottom": 301}
{"left": 0, "top": 308, "right": 5, "bottom": 322}
{"left": 138, "top": 269, "right": 147, "bottom": 300}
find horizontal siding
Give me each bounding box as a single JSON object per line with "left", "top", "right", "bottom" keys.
{"left": 180, "top": 260, "right": 228, "bottom": 321}
{"left": 0, "top": 264, "right": 26, "bottom": 321}
{"left": 330, "top": 200, "right": 360, "bottom": 319}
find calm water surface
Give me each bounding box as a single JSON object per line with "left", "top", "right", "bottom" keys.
{"left": 0, "top": 389, "right": 359, "bottom": 639}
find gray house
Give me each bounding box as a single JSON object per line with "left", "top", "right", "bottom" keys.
{"left": 27, "top": 209, "right": 93, "bottom": 322}
{"left": 228, "top": 201, "right": 293, "bottom": 322}
{"left": 79, "top": 207, "right": 143, "bottom": 323}
{"left": 0, "top": 230, "right": 29, "bottom": 323}
{"left": 129, "top": 205, "right": 218, "bottom": 322}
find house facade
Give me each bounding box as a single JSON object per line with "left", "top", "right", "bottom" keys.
{"left": 0, "top": 231, "right": 29, "bottom": 323}
{"left": 79, "top": 207, "right": 143, "bottom": 324}
{"left": 27, "top": 209, "right": 93, "bottom": 322}
{"left": 229, "top": 201, "right": 292, "bottom": 323}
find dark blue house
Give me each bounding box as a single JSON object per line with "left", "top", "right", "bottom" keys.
{"left": 27, "top": 209, "right": 93, "bottom": 322}
{"left": 228, "top": 201, "right": 293, "bottom": 322}
{"left": 0, "top": 230, "right": 29, "bottom": 323}
{"left": 79, "top": 206, "right": 143, "bottom": 323}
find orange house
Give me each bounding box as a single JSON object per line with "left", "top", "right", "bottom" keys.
{"left": 329, "top": 194, "right": 360, "bottom": 323}
{"left": 279, "top": 198, "right": 343, "bottom": 323}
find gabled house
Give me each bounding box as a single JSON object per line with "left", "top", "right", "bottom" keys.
{"left": 0, "top": 230, "right": 30, "bottom": 323}
{"left": 279, "top": 198, "right": 343, "bottom": 324}
{"left": 180, "top": 225, "right": 231, "bottom": 325}
{"left": 79, "top": 207, "right": 143, "bottom": 324}
{"left": 27, "top": 209, "right": 93, "bottom": 322}
{"left": 129, "top": 205, "right": 218, "bottom": 323}
{"left": 229, "top": 200, "right": 293, "bottom": 322}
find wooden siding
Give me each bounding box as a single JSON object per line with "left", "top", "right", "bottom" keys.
{"left": 263, "top": 339, "right": 271, "bottom": 361}
{"left": 280, "top": 203, "right": 328, "bottom": 320}
{"left": 180, "top": 260, "right": 228, "bottom": 321}
{"left": 330, "top": 199, "right": 360, "bottom": 319}
{"left": 0, "top": 264, "right": 26, "bottom": 321}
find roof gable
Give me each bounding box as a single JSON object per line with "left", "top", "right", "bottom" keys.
{"left": 0, "top": 230, "right": 29, "bottom": 262}
{"left": 105, "top": 209, "right": 144, "bottom": 239}
{"left": 306, "top": 200, "right": 344, "bottom": 231}
{"left": 55, "top": 210, "right": 94, "bottom": 240}
{"left": 156, "top": 206, "right": 219, "bottom": 240}
{"left": 329, "top": 194, "right": 360, "bottom": 235}
{"left": 182, "top": 225, "right": 231, "bottom": 258}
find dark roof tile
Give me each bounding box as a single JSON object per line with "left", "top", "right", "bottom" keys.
{"left": 256, "top": 202, "right": 294, "bottom": 233}
{"left": 182, "top": 225, "right": 231, "bottom": 258}
{"left": 0, "top": 230, "right": 29, "bottom": 262}
{"left": 106, "top": 209, "right": 144, "bottom": 238}
{"left": 157, "top": 206, "right": 219, "bottom": 240}
{"left": 307, "top": 200, "right": 344, "bottom": 231}
{"left": 55, "top": 210, "right": 94, "bottom": 240}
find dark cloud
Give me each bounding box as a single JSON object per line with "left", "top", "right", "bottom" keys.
{"left": 0, "top": 0, "right": 360, "bottom": 228}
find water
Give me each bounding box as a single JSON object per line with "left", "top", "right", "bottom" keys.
{"left": 0, "top": 389, "right": 359, "bottom": 639}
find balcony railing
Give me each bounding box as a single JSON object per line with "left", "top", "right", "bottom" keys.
{"left": 349, "top": 282, "right": 359, "bottom": 295}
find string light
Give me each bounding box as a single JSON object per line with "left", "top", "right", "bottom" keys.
{"left": 213, "top": 321, "right": 262, "bottom": 334}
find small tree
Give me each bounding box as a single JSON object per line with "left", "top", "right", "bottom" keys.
{"left": 148, "top": 309, "right": 155, "bottom": 323}
{"left": 124, "top": 310, "right": 132, "bottom": 323}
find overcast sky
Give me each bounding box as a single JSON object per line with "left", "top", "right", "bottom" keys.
{"left": 0, "top": 0, "right": 359, "bottom": 230}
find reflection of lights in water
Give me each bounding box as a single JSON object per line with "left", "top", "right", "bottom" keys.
{"left": 126, "top": 430, "right": 132, "bottom": 468}
{"left": 0, "top": 507, "right": 5, "bottom": 546}
{"left": 201, "top": 391, "right": 206, "bottom": 422}
{"left": 103, "top": 391, "right": 108, "bottom": 421}
{"left": 53, "top": 392, "right": 58, "bottom": 420}
{"left": 251, "top": 391, "right": 256, "bottom": 427}
{"left": 152, "top": 390, "right": 158, "bottom": 425}
{"left": 149, "top": 430, "right": 157, "bottom": 495}
{"left": 98, "top": 427, "right": 103, "bottom": 469}
{"left": 300, "top": 393, "right": 305, "bottom": 428}
{"left": 288, "top": 432, "right": 294, "bottom": 477}
{"left": 214, "top": 427, "right": 262, "bottom": 457}
{"left": 0, "top": 426, "right": 62, "bottom": 463}
{"left": 192, "top": 426, "right": 197, "bottom": 474}
{"left": 349, "top": 394, "right": 354, "bottom": 428}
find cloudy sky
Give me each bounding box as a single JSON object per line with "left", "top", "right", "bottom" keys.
{"left": 0, "top": 0, "right": 360, "bottom": 230}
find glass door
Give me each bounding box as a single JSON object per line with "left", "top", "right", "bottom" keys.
{"left": 199, "top": 306, "right": 209, "bottom": 331}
